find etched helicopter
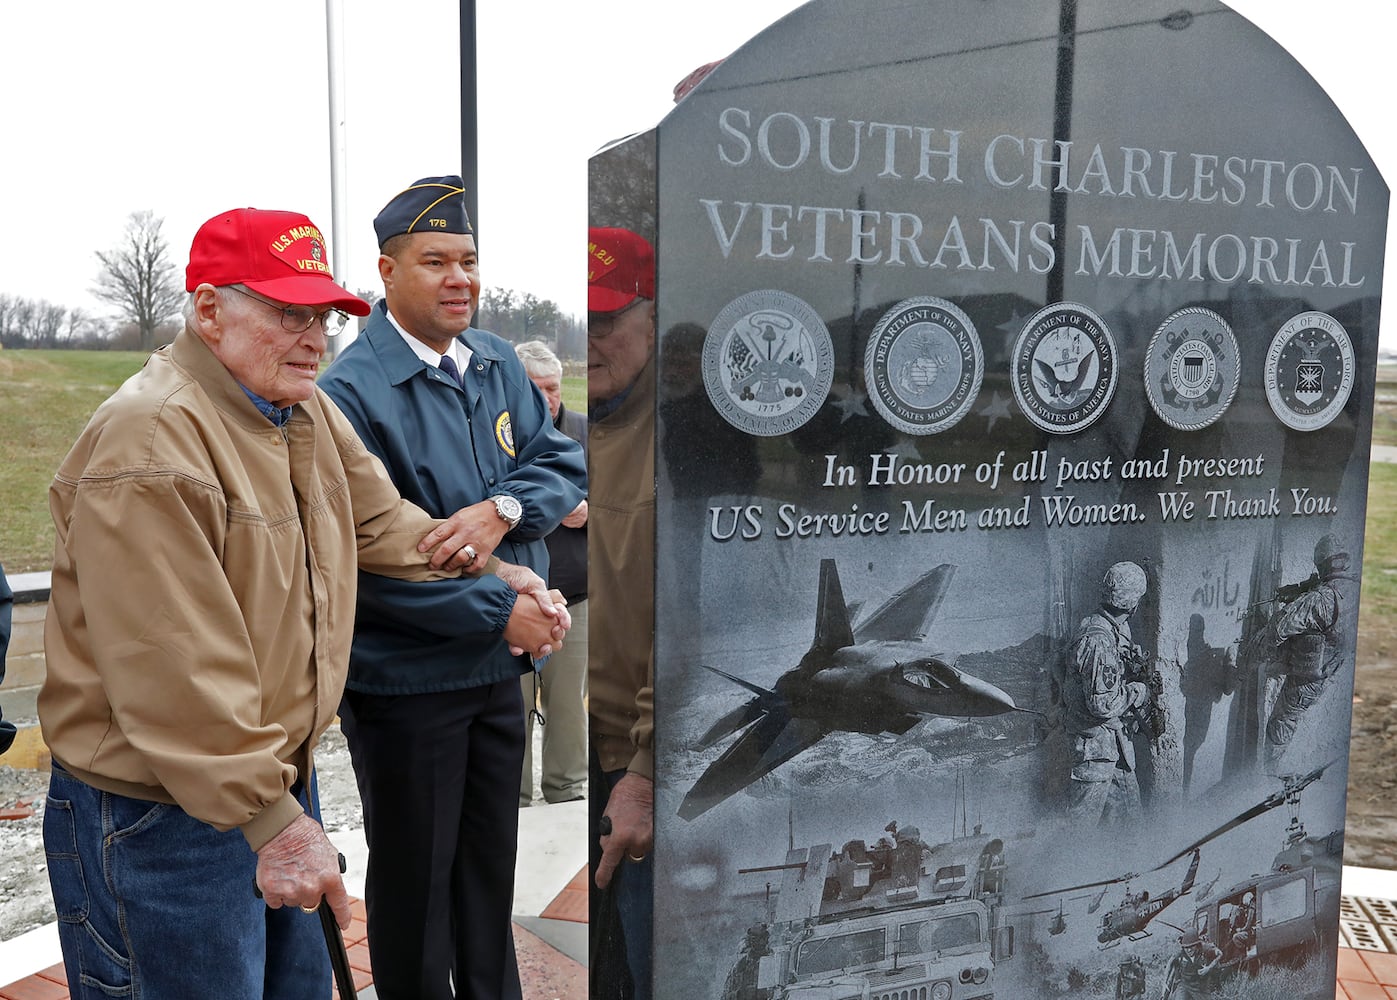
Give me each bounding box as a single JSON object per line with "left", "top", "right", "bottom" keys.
{"left": 1024, "top": 848, "right": 1201, "bottom": 946}
{"left": 1172, "top": 761, "right": 1343, "bottom": 975}
{"left": 678, "top": 558, "right": 1028, "bottom": 820}
{"left": 1021, "top": 898, "right": 1069, "bottom": 936}
{"left": 1022, "top": 760, "right": 1338, "bottom": 950}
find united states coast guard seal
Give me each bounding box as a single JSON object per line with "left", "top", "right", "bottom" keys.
{"left": 1011, "top": 302, "right": 1117, "bottom": 434}
{"left": 1264, "top": 311, "right": 1355, "bottom": 431}
{"left": 1143, "top": 307, "right": 1239, "bottom": 430}
{"left": 702, "top": 289, "right": 834, "bottom": 436}
{"left": 864, "top": 296, "right": 982, "bottom": 435}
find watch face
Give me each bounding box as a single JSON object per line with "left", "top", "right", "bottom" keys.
{"left": 496, "top": 495, "right": 523, "bottom": 524}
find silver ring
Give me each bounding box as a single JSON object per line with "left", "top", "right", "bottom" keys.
{"left": 463, "top": 544, "right": 477, "bottom": 564}
{"left": 628, "top": 853, "right": 645, "bottom": 863}
{"left": 300, "top": 905, "right": 319, "bottom": 914}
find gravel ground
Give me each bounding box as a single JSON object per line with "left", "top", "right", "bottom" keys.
{"left": 1346, "top": 660, "right": 1397, "bottom": 868}
{"left": 0, "top": 725, "right": 364, "bottom": 943}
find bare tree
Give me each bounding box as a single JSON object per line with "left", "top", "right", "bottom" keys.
{"left": 94, "top": 211, "right": 184, "bottom": 353}
{"left": 478, "top": 287, "right": 517, "bottom": 331}
{"left": 32, "top": 302, "right": 67, "bottom": 348}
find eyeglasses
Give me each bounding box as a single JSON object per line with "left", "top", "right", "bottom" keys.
{"left": 587, "top": 298, "right": 649, "bottom": 341}
{"left": 228, "top": 285, "right": 349, "bottom": 336}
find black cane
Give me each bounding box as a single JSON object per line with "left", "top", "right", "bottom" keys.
{"left": 322, "top": 853, "right": 357, "bottom": 1000}
{"left": 255, "top": 852, "right": 357, "bottom": 1000}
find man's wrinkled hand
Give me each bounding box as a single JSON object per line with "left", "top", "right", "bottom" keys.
{"left": 254, "top": 812, "right": 352, "bottom": 930}
{"left": 596, "top": 772, "right": 653, "bottom": 890}
{"left": 494, "top": 562, "right": 570, "bottom": 655}
{"left": 495, "top": 560, "right": 547, "bottom": 598}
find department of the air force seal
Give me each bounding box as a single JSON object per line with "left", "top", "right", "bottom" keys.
{"left": 702, "top": 289, "right": 834, "bottom": 436}
{"left": 864, "top": 296, "right": 983, "bottom": 435}
{"left": 1010, "top": 302, "right": 1117, "bottom": 434}
{"left": 1264, "top": 311, "right": 1355, "bottom": 431}
{"left": 1143, "top": 307, "right": 1239, "bottom": 431}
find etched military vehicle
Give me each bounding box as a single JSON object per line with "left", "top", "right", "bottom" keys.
{"left": 721, "top": 821, "right": 1014, "bottom": 1000}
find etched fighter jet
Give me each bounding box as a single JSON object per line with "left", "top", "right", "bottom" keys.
{"left": 678, "top": 558, "right": 1026, "bottom": 820}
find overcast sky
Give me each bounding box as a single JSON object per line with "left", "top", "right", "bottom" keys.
{"left": 0, "top": 1, "right": 1390, "bottom": 344}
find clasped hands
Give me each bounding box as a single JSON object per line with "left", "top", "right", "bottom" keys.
{"left": 418, "top": 499, "right": 570, "bottom": 658}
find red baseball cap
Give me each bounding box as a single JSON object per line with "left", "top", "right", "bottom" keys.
{"left": 186, "top": 208, "right": 371, "bottom": 316}
{"left": 588, "top": 227, "right": 655, "bottom": 313}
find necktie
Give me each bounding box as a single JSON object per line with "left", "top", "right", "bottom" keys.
{"left": 439, "top": 353, "right": 463, "bottom": 388}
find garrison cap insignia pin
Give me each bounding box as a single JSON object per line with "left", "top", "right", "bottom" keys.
{"left": 1144, "top": 307, "right": 1239, "bottom": 431}
{"left": 702, "top": 289, "right": 834, "bottom": 437}
{"left": 1264, "top": 311, "right": 1355, "bottom": 432}
{"left": 864, "top": 296, "right": 983, "bottom": 435}
{"left": 1010, "top": 302, "right": 1117, "bottom": 435}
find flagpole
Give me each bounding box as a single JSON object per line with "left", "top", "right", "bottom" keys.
{"left": 325, "top": 0, "right": 351, "bottom": 350}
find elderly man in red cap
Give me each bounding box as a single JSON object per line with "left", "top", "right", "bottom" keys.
{"left": 587, "top": 225, "right": 657, "bottom": 1000}
{"left": 39, "top": 206, "right": 564, "bottom": 1000}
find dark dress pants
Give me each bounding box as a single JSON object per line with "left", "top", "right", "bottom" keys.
{"left": 341, "top": 680, "right": 525, "bottom": 1000}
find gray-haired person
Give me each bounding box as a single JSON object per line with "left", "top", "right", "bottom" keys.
{"left": 514, "top": 340, "right": 589, "bottom": 806}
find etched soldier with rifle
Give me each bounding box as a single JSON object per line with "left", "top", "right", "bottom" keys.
{"left": 1258, "top": 533, "right": 1358, "bottom": 772}
{"left": 1159, "top": 928, "right": 1221, "bottom": 1000}
{"left": 1062, "top": 561, "right": 1158, "bottom": 826}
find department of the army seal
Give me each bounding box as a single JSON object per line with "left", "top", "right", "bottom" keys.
{"left": 1143, "top": 307, "right": 1240, "bottom": 430}
{"left": 1264, "top": 311, "right": 1355, "bottom": 431}
{"left": 864, "top": 296, "right": 983, "bottom": 435}
{"left": 702, "top": 289, "right": 834, "bottom": 436}
{"left": 1010, "top": 302, "right": 1117, "bottom": 434}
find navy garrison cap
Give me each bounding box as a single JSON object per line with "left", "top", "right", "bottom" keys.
{"left": 373, "top": 175, "right": 473, "bottom": 248}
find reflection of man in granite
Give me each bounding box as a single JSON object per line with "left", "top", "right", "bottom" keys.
{"left": 1062, "top": 561, "right": 1151, "bottom": 826}
{"left": 588, "top": 226, "right": 656, "bottom": 1000}
{"left": 1262, "top": 533, "right": 1358, "bottom": 772}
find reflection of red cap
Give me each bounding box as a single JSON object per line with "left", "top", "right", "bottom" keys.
{"left": 186, "top": 208, "right": 371, "bottom": 316}
{"left": 588, "top": 227, "right": 655, "bottom": 313}
{"left": 673, "top": 59, "right": 723, "bottom": 103}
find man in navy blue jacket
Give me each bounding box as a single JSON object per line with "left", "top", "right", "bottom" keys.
{"left": 320, "top": 175, "right": 586, "bottom": 1000}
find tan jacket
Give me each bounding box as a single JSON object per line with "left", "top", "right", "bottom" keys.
{"left": 41, "top": 328, "right": 453, "bottom": 849}
{"left": 587, "top": 359, "right": 656, "bottom": 779}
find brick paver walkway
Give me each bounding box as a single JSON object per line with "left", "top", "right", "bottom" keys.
{"left": 0, "top": 883, "right": 587, "bottom": 1000}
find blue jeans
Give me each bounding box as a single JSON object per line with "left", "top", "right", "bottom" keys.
{"left": 603, "top": 766, "right": 653, "bottom": 1000}
{"left": 44, "top": 762, "right": 330, "bottom": 999}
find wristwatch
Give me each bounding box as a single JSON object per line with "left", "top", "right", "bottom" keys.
{"left": 490, "top": 494, "right": 523, "bottom": 530}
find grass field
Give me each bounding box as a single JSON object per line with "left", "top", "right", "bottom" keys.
{"left": 0, "top": 348, "right": 586, "bottom": 573}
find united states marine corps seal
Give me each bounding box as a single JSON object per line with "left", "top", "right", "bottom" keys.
{"left": 1011, "top": 302, "right": 1117, "bottom": 434}
{"left": 1264, "top": 311, "right": 1355, "bottom": 431}
{"left": 1143, "top": 307, "right": 1239, "bottom": 430}
{"left": 864, "top": 296, "right": 982, "bottom": 435}
{"left": 702, "top": 289, "right": 834, "bottom": 436}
